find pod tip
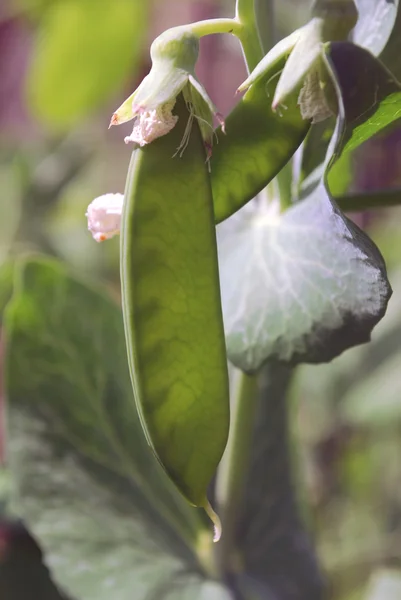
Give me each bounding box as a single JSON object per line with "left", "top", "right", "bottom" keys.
{"left": 204, "top": 500, "right": 222, "bottom": 543}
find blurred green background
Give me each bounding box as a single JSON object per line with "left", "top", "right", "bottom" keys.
{"left": 1, "top": 1, "right": 401, "bottom": 599}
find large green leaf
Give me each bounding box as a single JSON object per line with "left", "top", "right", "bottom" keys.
{"left": 218, "top": 43, "right": 392, "bottom": 373}
{"left": 4, "top": 257, "right": 215, "bottom": 600}
{"left": 211, "top": 55, "right": 309, "bottom": 224}
{"left": 121, "top": 96, "right": 229, "bottom": 511}
{"left": 27, "top": 0, "right": 147, "bottom": 128}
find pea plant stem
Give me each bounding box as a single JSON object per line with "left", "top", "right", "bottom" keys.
{"left": 188, "top": 17, "right": 242, "bottom": 38}
{"left": 235, "top": 0, "right": 265, "bottom": 70}
{"left": 336, "top": 189, "right": 401, "bottom": 212}
{"left": 215, "top": 370, "right": 259, "bottom": 574}
{"left": 254, "top": 0, "right": 276, "bottom": 52}
{"left": 213, "top": 0, "right": 275, "bottom": 579}
{"left": 276, "top": 161, "right": 294, "bottom": 212}
{"left": 186, "top": 16, "right": 262, "bottom": 72}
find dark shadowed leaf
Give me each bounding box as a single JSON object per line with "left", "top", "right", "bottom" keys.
{"left": 298, "top": 42, "right": 401, "bottom": 204}
{"left": 3, "top": 257, "right": 220, "bottom": 600}
{"left": 325, "top": 43, "right": 401, "bottom": 202}
{"left": 0, "top": 520, "right": 69, "bottom": 600}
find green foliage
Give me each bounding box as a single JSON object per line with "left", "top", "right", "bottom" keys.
{"left": 4, "top": 257, "right": 214, "bottom": 600}
{"left": 26, "top": 0, "right": 147, "bottom": 128}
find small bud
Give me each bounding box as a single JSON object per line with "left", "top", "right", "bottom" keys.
{"left": 110, "top": 26, "right": 222, "bottom": 153}
{"left": 86, "top": 193, "right": 123, "bottom": 242}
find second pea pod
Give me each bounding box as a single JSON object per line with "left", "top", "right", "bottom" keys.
{"left": 120, "top": 95, "right": 230, "bottom": 519}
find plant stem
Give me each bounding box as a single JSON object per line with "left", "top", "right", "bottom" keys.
{"left": 235, "top": 0, "right": 265, "bottom": 70}
{"left": 188, "top": 15, "right": 262, "bottom": 72}
{"left": 239, "top": 365, "right": 325, "bottom": 600}
{"left": 254, "top": 0, "right": 276, "bottom": 52}
{"left": 276, "top": 161, "right": 293, "bottom": 211}
{"left": 336, "top": 189, "right": 401, "bottom": 212}
{"left": 215, "top": 369, "right": 259, "bottom": 574}
{"left": 188, "top": 17, "right": 243, "bottom": 38}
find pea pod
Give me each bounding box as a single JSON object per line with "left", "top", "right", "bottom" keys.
{"left": 120, "top": 95, "right": 229, "bottom": 521}
{"left": 211, "top": 55, "right": 309, "bottom": 224}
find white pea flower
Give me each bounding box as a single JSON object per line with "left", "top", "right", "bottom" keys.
{"left": 238, "top": 2, "right": 358, "bottom": 123}
{"left": 110, "top": 27, "right": 223, "bottom": 153}
{"left": 86, "top": 193, "right": 123, "bottom": 242}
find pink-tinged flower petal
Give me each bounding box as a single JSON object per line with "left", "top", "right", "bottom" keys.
{"left": 124, "top": 101, "right": 178, "bottom": 146}
{"left": 86, "top": 193, "right": 124, "bottom": 242}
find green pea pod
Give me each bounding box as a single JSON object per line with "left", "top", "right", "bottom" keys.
{"left": 211, "top": 56, "right": 309, "bottom": 224}
{"left": 120, "top": 95, "right": 229, "bottom": 533}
